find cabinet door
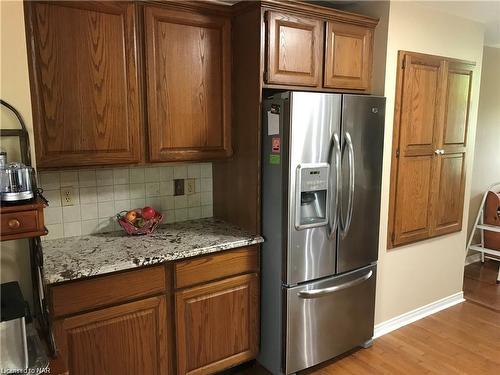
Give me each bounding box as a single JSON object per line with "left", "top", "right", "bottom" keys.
{"left": 265, "top": 11, "right": 323, "bottom": 87}
{"left": 53, "top": 296, "right": 168, "bottom": 375}
{"left": 144, "top": 6, "right": 231, "bottom": 162}
{"left": 175, "top": 273, "right": 259, "bottom": 375}
{"left": 26, "top": 2, "right": 142, "bottom": 168}
{"left": 324, "top": 21, "right": 373, "bottom": 90}
{"left": 390, "top": 53, "right": 445, "bottom": 246}
{"left": 431, "top": 63, "right": 472, "bottom": 236}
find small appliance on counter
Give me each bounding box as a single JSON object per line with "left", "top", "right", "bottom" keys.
{"left": 0, "top": 152, "right": 35, "bottom": 203}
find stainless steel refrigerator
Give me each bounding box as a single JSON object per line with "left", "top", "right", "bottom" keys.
{"left": 259, "top": 91, "right": 385, "bottom": 374}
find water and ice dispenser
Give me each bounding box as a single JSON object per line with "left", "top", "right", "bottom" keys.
{"left": 295, "top": 163, "right": 329, "bottom": 230}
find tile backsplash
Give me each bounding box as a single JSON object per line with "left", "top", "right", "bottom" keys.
{"left": 38, "top": 163, "right": 213, "bottom": 240}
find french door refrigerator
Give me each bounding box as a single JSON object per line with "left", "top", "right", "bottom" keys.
{"left": 260, "top": 91, "right": 385, "bottom": 374}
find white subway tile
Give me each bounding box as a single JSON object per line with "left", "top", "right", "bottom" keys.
{"left": 160, "top": 196, "right": 174, "bottom": 210}
{"left": 200, "top": 163, "right": 212, "bottom": 178}
{"left": 40, "top": 172, "right": 60, "bottom": 190}
{"left": 78, "top": 170, "right": 96, "bottom": 187}
{"left": 145, "top": 167, "right": 161, "bottom": 182}
{"left": 96, "top": 169, "right": 113, "bottom": 186}
{"left": 43, "top": 189, "right": 61, "bottom": 207}
{"left": 187, "top": 164, "right": 201, "bottom": 179}
{"left": 114, "top": 184, "right": 130, "bottom": 200}
{"left": 79, "top": 187, "right": 97, "bottom": 204}
{"left": 163, "top": 210, "right": 175, "bottom": 224}
{"left": 81, "top": 219, "right": 99, "bottom": 235}
{"left": 173, "top": 165, "right": 187, "bottom": 179}
{"left": 160, "top": 166, "right": 173, "bottom": 181}
{"left": 144, "top": 197, "right": 161, "bottom": 210}
{"left": 201, "top": 205, "right": 213, "bottom": 218}
{"left": 201, "top": 192, "right": 213, "bottom": 205}
{"left": 160, "top": 181, "right": 174, "bottom": 196}
{"left": 115, "top": 199, "right": 131, "bottom": 213}
{"left": 44, "top": 207, "right": 62, "bottom": 225}
{"left": 188, "top": 207, "right": 201, "bottom": 220}
{"left": 63, "top": 206, "right": 81, "bottom": 223}
{"left": 129, "top": 167, "right": 145, "bottom": 183}
{"left": 60, "top": 171, "right": 79, "bottom": 187}
{"left": 187, "top": 193, "right": 201, "bottom": 208}
{"left": 98, "top": 201, "right": 115, "bottom": 218}
{"left": 174, "top": 208, "right": 188, "bottom": 222}
{"left": 98, "top": 218, "right": 115, "bottom": 233}
{"left": 130, "top": 183, "right": 145, "bottom": 199}
{"left": 45, "top": 224, "right": 64, "bottom": 240}
{"left": 97, "top": 186, "right": 114, "bottom": 202}
{"left": 174, "top": 195, "right": 187, "bottom": 209}
{"left": 145, "top": 182, "right": 160, "bottom": 197}
{"left": 113, "top": 168, "right": 129, "bottom": 185}
{"left": 130, "top": 198, "right": 145, "bottom": 209}
{"left": 200, "top": 178, "right": 213, "bottom": 192}
{"left": 80, "top": 203, "right": 98, "bottom": 220}
{"left": 64, "top": 222, "right": 81, "bottom": 238}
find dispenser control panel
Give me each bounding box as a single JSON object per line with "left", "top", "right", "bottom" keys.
{"left": 300, "top": 165, "right": 329, "bottom": 192}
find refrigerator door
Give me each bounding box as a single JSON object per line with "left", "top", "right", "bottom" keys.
{"left": 284, "top": 264, "right": 376, "bottom": 374}
{"left": 338, "top": 95, "right": 385, "bottom": 274}
{"left": 287, "top": 92, "right": 342, "bottom": 285}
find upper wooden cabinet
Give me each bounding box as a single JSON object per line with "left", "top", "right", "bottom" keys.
{"left": 324, "top": 21, "right": 373, "bottom": 90}
{"left": 25, "top": 2, "right": 142, "bottom": 168}
{"left": 144, "top": 6, "right": 232, "bottom": 162}
{"left": 388, "top": 51, "right": 473, "bottom": 248}
{"left": 263, "top": 5, "right": 377, "bottom": 91}
{"left": 265, "top": 11, "right": 323, "bottom": 87}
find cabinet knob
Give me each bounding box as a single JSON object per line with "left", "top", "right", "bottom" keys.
{"left": 8, "top": 218, "right": 21, "bottom": 229}
{"left": 434, "top": 149, "right": 445, "bottom": 155}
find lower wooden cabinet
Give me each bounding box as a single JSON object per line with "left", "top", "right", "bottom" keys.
{"left": 175, "top": 273, "right": 259, "bottom": 375}
{"left": 53, "top": 296, "right": 168, "bottom": 375}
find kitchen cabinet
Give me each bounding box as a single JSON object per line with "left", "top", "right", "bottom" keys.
{"left": 265, "top": 11, "right": 323, "bottom": 87}
{"left": 388, "top": 51, "right": 473, "bottom": 248}
{"left": 53, "top": 296, "right": 168, "bottom": 375}
{"left": 324, "top": 21, "right": 373, "bottom": 90}
{"left": 144, "top": 5, "right": 232, "bottom": 162}
{"left": 263, "top": 6, "right": 377, "bottom": 91}
{"left": 175, "top": 273, "right": 259, "bottom": 375}
{"left": 25, "top": 1, "right": 142, "bottom": 168}
{"left": 0, "top": 197, "right": 47, "bottom": 241}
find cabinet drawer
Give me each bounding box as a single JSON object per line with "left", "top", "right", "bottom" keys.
{"left": 174, "top": 246, "right": 259, "bottom": 289}
{"left": 0, "top": 207, "right": 46, "bottom": 240}
{"left": 50, "top": 265, "right": 167, "bottom": 318}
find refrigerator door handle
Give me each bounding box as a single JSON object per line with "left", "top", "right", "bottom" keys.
{"left": 328, "top": 133, "right": 341, "bottom": 238}
{"left": 340, "top": 131, "right": 355, "bottom": 237}
{"left": 297, "top": 270, "right": 373, "bottom": 299}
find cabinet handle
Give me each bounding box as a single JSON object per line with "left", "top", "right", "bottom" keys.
{"left": 8, "top": 218, "right": 20, "bottom": 229}
{"left": 434, "top": 149, "right": 445, "bottom": 155}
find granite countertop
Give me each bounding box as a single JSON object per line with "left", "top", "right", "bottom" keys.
{"left": 41, "top": 218, "right": 264, "bottom": 284}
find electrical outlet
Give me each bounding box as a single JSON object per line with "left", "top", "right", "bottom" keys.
{"left": 174, "top": 179, "right": 185, "bottom": 196}
{"left": 186, "top": 179, "right": 195, "bottom": 195}
{"left": 62, "top": 188, "right": 74, "bottom": 206}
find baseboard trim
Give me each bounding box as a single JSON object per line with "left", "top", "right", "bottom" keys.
{"left": 373, "top": 292, "right": 465, "bottom": 338}
{"left": 465, "top": 253, "right": 482, "bottom": 265}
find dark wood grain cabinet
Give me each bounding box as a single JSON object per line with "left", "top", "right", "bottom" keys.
{"left": 25, "top": 1, "right": 142, "bottom": 168}
{"left": 144, "top": 5, "right": 231, "bottom": 162}
{"left": 388, "top": 51, "right": 473, "bottom": 248}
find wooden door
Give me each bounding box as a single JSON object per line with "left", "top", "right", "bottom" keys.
{"left": 431, "top": 62, "right": 472, "bottom": 236}
{"left": 25, "top": 2, "right": 142, "bottom": 168}
{"left": 144, "top": 6, "right": 231, "bottom": 162}
{"left": 390, "top": 53, "right": 445, "bottom": 246}
{"left": 53, "top": 296, "right": 168, "bottom": 375}
{"left": 265, "top": 11, "right": 323, "bottom": 87}
{"left": 175, "top": 273, "right": 259, "bottom": 375}
{"left": 324, "top": 21, "right": 373, "bottom": 90}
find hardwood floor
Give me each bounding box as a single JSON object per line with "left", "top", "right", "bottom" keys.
{"left": 236, "top": 301, "right": 500, "bottom": 375}
{"left": 464, "top": 259, "right": 500, "bottom": 311}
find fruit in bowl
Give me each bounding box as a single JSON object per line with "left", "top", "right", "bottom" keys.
{"left": 125, "top": 210, "right": 137, "bottom": 223}
{"left": 117, "top": 206, "right": 162, "bottom": 235}
{"left": 141, "top": 206, "right": 156, "bottom": 220}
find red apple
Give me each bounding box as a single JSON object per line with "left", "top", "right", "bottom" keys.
{"left": 142, "top": 206, "right": 156, "bottom": 220}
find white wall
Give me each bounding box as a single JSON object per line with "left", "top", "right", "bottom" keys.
{"left": 375, "top": 1, "right": 484, "bottom": 323}
{"left": 467, "top": 46, "right": 500, "bottom": 237}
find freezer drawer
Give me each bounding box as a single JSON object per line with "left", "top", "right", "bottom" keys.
{"left": 284, "top": 264, "right": 376, "bottom": 374}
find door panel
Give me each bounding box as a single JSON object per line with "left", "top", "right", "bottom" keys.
{"left": 53, "top": 296, "right": 168, "bottom": 375}
{"left": 144, "top": 6, "right": 231, "bottom": 161}
{"left": 27, "top": 2, "right": 142, "bottom": 167}
{"left": 338, "top": 95, "right": 385, "bottom": 273}
{"left": 285, "top": 264, "right": 376, "bottom": 374}
{"left": 287, "top": 92, "right": 341, "bottom": 285}
{"left": 432, "top": 153, "right": 466, "bottom": 235}
{"left": 266, "top": 11, "right": 323, "bottom": 87}
{"left": 443, "top": 70, "right": 472, "bottom": 146}
{"left": 324, "top": 22, "right": 373, "bottom": 91}
{"left": 175, "top": 274, "right": 259, "bottom": 375}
